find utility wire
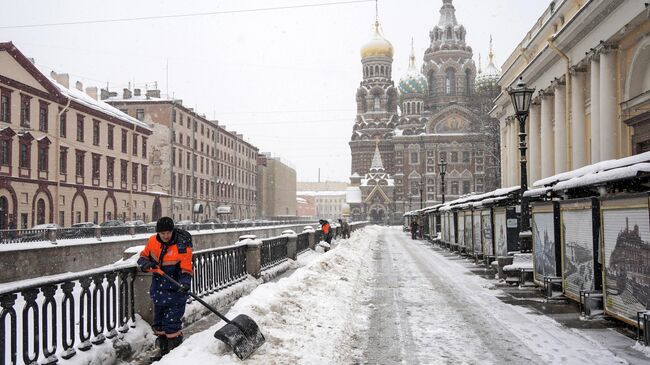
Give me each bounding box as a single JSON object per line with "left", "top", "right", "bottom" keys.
{"left": 1, "top": 0, "right": 374, "bottom": 29}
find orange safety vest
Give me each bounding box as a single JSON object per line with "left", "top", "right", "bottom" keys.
{"left": 322, "top": 223, "right": 330, "bottom": 235}
{"left": 140, "top": 234, "right": 193, "bottom": 276}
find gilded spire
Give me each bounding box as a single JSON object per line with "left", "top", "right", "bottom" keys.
{"left": 488, "top": 35, "right": 494, "bottom": 64}
{"left": 409, "top": 37, "right": 416, "bottom": 69}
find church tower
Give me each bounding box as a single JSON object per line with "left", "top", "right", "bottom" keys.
{"left": 398, "top": 40, "right": 428, "bottom": 135}
{"left": 422, "top": 0, "right": 476, "bottom": 112}
{"left": 349, "top": 11, "right": 398, "bottom": 178}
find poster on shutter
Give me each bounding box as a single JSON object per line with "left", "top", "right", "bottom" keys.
{"left": 482, "top": 210, "right": 493, "bottom": 257}
{"left": 562, "top": 209, "right": 594, "bottom": 301}
{"left": 494, "top": 210, "right": 507, "bottom": 256}
{"left": 451, "top": 213, "right": 456, "bottom": 244}
{"left": 602, "top": 207, "right": 650, "bottom": 325}
{"left": 532, "top": 212, "right": 556, "bottom": 284}
{"left": 457, "top": 212, "right": 464, "bottom": 247}
{"left": 464, "top": 213, "right": 472, "bottom": 252}
{"left": 473, "top": 211, "right": 481, "bottom": 254}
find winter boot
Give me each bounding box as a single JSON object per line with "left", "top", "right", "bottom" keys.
{"left": 149, "top": 335, "right": 169, "bottom": 362}
{"left": 167, "top": 335, "right": 184, "bottom": 352}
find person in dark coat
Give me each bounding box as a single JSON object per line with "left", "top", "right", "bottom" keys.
{"left": 410, "top": 219, "right": 419, "bottom": 240}
{"left": 338, "top": 218, "right": 350, "bottom": 239}
{"left": 137, "top": 217, "right": 193, "bottom": 361}
{"left": 320, "top": 219, "right": 333, "bottom": 244}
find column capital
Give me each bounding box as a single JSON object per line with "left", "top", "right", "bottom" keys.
{"left": 531, "top": 96, "right": 542, "bottom": 106}
{"left": 569, "top": 64, "right": 587, "bottom": 75}
{"left": 551, "top": 76, "right": 566, "bottom": 89}
{"left": 599, "top": 42, "right": 619, "bottom": 55}
{"left": 538, "top": 89, "right": 552, "bottom": 98}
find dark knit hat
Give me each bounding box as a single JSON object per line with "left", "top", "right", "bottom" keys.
{"left": 156, "top": 217, "right": 174, "bottom": 232}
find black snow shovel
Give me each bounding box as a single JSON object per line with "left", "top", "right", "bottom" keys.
{"left": 155, "top": 270, "right": 265, "bottom": 360}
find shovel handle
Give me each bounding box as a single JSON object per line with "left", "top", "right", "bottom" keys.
{"left": 154, "top": 270, "right": 232, "bottom": 324}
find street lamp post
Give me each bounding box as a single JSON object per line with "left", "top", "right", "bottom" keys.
{"left": 438, "top": 158, "right": 448, "bottom": 204}
{"left": 418, "top": 178, "right": 424, "bottom": 210}
{"left": 507, "top": 77, "right": 535, "bottom": 252}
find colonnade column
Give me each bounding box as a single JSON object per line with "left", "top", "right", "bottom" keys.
{"left": 570, "top": 67, "right": 587, "bottom": 169}
{"left": 590, "top": 57, "right": 600, "bottom": 163}
{"left": 540, "top": 91, "right": 555, "bottom": 179}
{"left": 528, "top": 102, "right": 541, "bottom": 183}
{"left": 553, "top": 81, "right": 567, "bottom": 174}
{"left": 599, "top": 46, "right": 619, "bottom": 161}
{"left": 512, "top": 118, "right": 520, "bottom": 185}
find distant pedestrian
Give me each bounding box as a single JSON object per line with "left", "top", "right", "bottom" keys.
{"left": 320, "top": 219, "right": 332, "bottom": 244}
{"left": 137, "top": 217, "right": 193, "bottom": 361}
{"left": 410, "top": 219, "right": 419, "bottom": 240}
{"left": 338, "top": 218, "right": 350, "bottom": 239}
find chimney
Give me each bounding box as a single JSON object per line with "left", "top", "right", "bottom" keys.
{"left": 85, "top": 86, "right": 98, "bottom": 100}
{"left": 100, "top": 88, "right": 110, "bottom": 100}
{"left": 50, "top": 71, "right": 70, "bottom": 89}
{"left": 134, "top": 88, "right": 141, "bottom": 96}
{"left": 145, "top": 89, "right": 161, "bottom": 99}
{"left": 75, "top": 81, "right": 83, "bottom": 91}
{"left": 123, "top": 88, "right": 132, "bottom": 99}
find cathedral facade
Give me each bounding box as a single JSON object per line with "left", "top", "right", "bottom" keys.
{"left": 348, "top": 0, "right": 501, "bottom": 223}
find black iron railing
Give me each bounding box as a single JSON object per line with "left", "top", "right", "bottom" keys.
{"left": 297, "top": 232, "right": 310, "bottom": 254}
{"left": 0, "top": 228, "right": 50, "bottom": 244}
{"left": 191, "top": 244, "right": 248, "bottom": 298}
{"left": 0, "top": 265, "right": 137, "bottom": 365}
{"left": 1, "top": 221, "right": 320, "bottom": 245}
{"left": 314, "top": 229, "right": 323, "bottom": 243}
{"left": 260, "top": 236, "right": 288, "bottom": 270}
{"left": 56, "top": 227, "right": 96, "bottom": 240}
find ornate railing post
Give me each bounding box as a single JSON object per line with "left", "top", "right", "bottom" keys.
{"left": 21, "top": 288, "right": 40, "bottom": 364}
{"left": 284, "top": 232, "right": 298, "bottom": 260}
{"left": 0, "top": 293, "right": 18, "bottom": 365}
{"left": 132, "top": 270, "right": 154, "bottom": 325}
{"left": 244, "top": 239, "right": 262, "bottom": 279}
{"left": 307, "top": 230, "right": 316, "bottom": 250}
{"left": 60, "top": 281, "right": 76, "bottom": 359}
{"left": 41, "top": 284, "right": 58, "bottom": 364}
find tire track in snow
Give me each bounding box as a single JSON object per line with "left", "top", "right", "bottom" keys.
{"left": 362, "top": 235, "right": 421, "bottom": 364}
{"left": 387, "top": 228, "right": 541, "bottom": 364}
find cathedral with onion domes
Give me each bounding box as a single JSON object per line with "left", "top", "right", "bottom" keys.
{"left": 348, "top": 0, "right": 501, "bottom": 223}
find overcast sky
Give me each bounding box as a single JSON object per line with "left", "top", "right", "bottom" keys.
{"left": 2, "top": 0, "right": 549, "bottom": 182}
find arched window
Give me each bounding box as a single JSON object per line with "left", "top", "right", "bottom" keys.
{"left": 417, "top": 103, "right": 421, "bottom": 114}
{"left": 0, "top": 196, "right": 7, "bottom": 229}
{"left": 465, "top": 69, "right": 472, "bottom": 96}
{"left": 428, "top": 71, "right": 436, "bottom": 95}
{"left": 446, "top": 27, "right": 452, "bottom": 39}
{"left": 375, "top": 65, "right": 379, "bottom": 75}
{"left": 446, "top": 68, "right": 456, "bottom": 95}
{"left": 369, "top": 66, "right": 373, "bottom": 76}
{"left": 374, "top": 96, "right": 381, "bottom": 111}
{"left": 406, "top": 102, "right": 411, "bottom": 115}
{"left": 380, "top": 65, "right": 384, "bottom": 75}
{"left": 36, "top": 198, "right": 45, "bottom": 225}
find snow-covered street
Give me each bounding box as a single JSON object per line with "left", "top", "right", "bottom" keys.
{"left": 154, "top": 226, "right": 646, "bottom": 364}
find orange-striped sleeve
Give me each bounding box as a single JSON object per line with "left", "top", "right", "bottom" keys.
{"left": 179, "top": 247, "right": 193, "bottom": 275}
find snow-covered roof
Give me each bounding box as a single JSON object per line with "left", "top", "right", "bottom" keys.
{"left": 552, "top": 163, "right": 650, "bottom": 191}
{"left": 296, "top": 197, "right": 308, "bottom": 204}
{"left": 39, "top": 70, "right": 152, "bottom": 132}
{"left": 346, "top": 187, "right": 362, "bottom": 204}
{"left": 297, "top": 191, "right": 347, "bottom": 197}
{"left": 533, "top": 151, "right": 650, "bottom": 187}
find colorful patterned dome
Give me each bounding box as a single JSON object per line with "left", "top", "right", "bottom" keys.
{"left": 476, "top": 37, "right": 501, "bottom": 89}
{"left": 399, "top": 45, "right": 428, "bottom": 95}
{"left": 361, "top": 21, "right": 394, "bottom": 59}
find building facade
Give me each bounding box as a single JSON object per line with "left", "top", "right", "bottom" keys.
{"left": 491, "top": 0, "right": 650, "bottom": 186}
{"left": 296, "top": 191, "right": 347, "bottom": 221}
{"left": 105, "top": 94, "right": 258, "bottom": 221}
{"left": 0, "top": 42, "right": 162, "bottom": 229}
{"left": 348, "top": 0, "right": 501, "bottom": 222}
{"left": 256, "top": 153, "right": 297, "bottom": 218}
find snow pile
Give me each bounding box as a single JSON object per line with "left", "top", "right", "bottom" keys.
{"left": 157, "top": 226, "right": 379, "bottom": 364}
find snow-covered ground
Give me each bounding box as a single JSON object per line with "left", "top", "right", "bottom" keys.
{"left": 154, "top": 226, "right": 648, "bottom": 365}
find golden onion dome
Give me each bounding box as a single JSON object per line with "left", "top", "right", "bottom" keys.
{"left": 360, "top": 21, "right": 394, "bottom": 59}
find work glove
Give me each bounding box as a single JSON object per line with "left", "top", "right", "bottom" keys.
{"left": 178, "top": 284, "right": 190, "bottom": 293}
{"left": 138, "top": 259, "right": 157, "bottom": 272}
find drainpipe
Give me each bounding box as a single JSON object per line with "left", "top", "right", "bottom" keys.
{"left": 547, "top": 36, "right": 572, "bottom": 168}
{"left": 56, "top": 98, "right": 72, "bottom": 226}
